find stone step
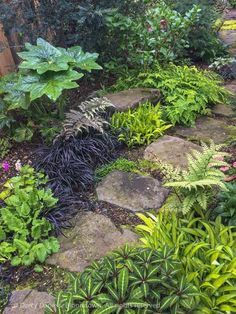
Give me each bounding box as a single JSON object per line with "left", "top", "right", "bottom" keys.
{"left": 3, "top": 290, "right": 54, "bottom": 314}
{"left": 144, "top": 135, "right": 201, "bottom": 169}
{"left": 105, "top": 88, "right": 161, "bottom": 111}
{"left": 46, "top": 212, "right": 138, "bottom": 272}
{"left": 96, "top": 170, "right": 169, "bottom": 212}
{"left": 212, "top": 104, "right": 235, "bottom": 117}
{"left": 173, "top": 117, "right": 236, "bottom": 145}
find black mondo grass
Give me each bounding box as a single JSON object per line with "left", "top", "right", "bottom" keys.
{"left": 33, "top": 133, "right": 119, "bottom": 195}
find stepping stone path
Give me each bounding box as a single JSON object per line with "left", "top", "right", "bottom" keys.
{"left": 212, "top": 103, "right": 235, "bottom": 117}
{"left": 46, "top": 212, "right": 138, "bottom": 272}
{"left": 144, "top": 136, "right": 201, "bottom": 169}
{"left": 173, "top": 117, "right": 236, "bottom": 144}
{"left": 96, "top": 171, "right": 169, "bottom": 212}
{"left": 219, "top": 9, "right": 236, "bottom": 56}
{"left": 3, "top": 290, "right": 54, "bottom": 314}
{"left": 105, "top": 88, "right": 161, "bottom": 111}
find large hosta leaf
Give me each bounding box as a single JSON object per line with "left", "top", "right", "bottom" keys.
{"left": 18, "top": 70, "right": 83, "bottom": 101}
{"left": 18, "top": 38, "right": 101, "bottom": 74}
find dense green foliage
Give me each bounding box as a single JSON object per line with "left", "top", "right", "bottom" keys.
{"left": 111, "top": 102, "right": 171, "bottom": 147}
{"left": 165, "top": 0, "right": 227, "bottom": 62}
{"left": 214, "top": 182, "right": 236, "bottom": 226}
{"left": 0, "top": 166, "right": 59, "bottom": 266}
{"left": 165, "top": 142, "right": 228, "bottom": 215}
{"left": 45, "top": 245, "right": 200, "bottom": 314}
{"left": 0, "top": 39, "right": 101, "bottom": 142}
{"left": 105, "top": 2, "right": 200, "bottom": 70}
{"left": 112, "top": 64, "right": 230, "bottom": 126}
{"left": 136, "top": 212, "right": 236, "bottom": 313}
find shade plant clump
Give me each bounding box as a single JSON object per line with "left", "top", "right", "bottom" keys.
{"left": 112, "top": 63, "right": 231, "bottom": 126}
{"left": 0, "top": 166, "right": 59, "bottom": 267}
{"left": 0, "top": 38, "right": 101, "bottom": 142}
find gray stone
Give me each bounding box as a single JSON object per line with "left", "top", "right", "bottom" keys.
{"left": 144, "top": 136, "right": 201, "bottom": 169}
{"left": 96, "top": 171, "right": 169, "bottom": 212}
{"left": 212, "top": 104, "right": 235, "bottom": 117}
{"left": 105, "top": 88, "right": 161, "bottom": 111}
{"left": 219, "top": 29, "right": 236, "bottom": 47}
{"left": 3, "top": 290, "right": 54, "bottom": 314}
{"left": 224, "top": 81, "right": 236, "bottom": 95}
{"left": 47, "top": 212, "right": 138, "bottom": 272}
{"left": 173, "top": 117, "right": 236, "bottom": 144}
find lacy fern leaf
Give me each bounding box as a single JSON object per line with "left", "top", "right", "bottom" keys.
{"left": 58, "top": 97, "right": 113, "bottom": 140}
{"left": 165, "top": 141, "right": 229, "bottom": 215}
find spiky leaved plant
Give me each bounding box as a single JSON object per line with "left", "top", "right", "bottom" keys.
{"left": 165, "top": 141, "right": 229, "bottom": 215}
{"left": 57, "top": 97, "right": 114, "bottom": 140}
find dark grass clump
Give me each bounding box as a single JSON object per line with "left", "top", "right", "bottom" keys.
{"left": 34, "top": 133, "right": 119, "bottom": 195}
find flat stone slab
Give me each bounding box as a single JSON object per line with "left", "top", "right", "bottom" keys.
{"left": 47, "top": 212, "right": 138, "bottom": 272}
{"left": 225, "top": 81, "right": 236, "bottom": 95}
{"left": 105, "top": 88, "right": 161, "bottom": 111}
{"left": 219, "top": 30, "right": 236, "bottom": 47}
{"left": 3, "top": 290, "right": 54, "bottom": 314}
{"left": 212, "top": 104, "right": 235, "bottom": 117}
{"left": 96, "top": 171, "right": 169, "bottom": 212}
{"left": 144, "top": 136, "right": 201, "bottom": 169}
{"left": 174, "top": 117, "right": 236, "bottom": 144}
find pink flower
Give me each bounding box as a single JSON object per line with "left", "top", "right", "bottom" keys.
{"left": 2, "top": 161, "right": 10, "bottom": 172}
{"left": 220, "top": 166, "right": 230, "bottom": 172}
{"left": 232, "top": 161, "right": 236, "bottom": 168}
{"left": 225, "top": 175, "right": 236, "bottom": 182}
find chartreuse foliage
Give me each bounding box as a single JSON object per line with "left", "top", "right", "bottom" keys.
{"left": 164, "top": 141, "right": 228, "bottom": 215}
{"left": 0, "top": 166, "right": 59, "bottom": 266}
{"left": 136, "top": 212, "right": 236, "bottom": 313}
{"left": 0, "top": 38, "right": 101, "bottom": 142}
{"left": 111, "top": 102, "right": 171, "bottom": 147}
{"left": 112, "top": 63, "right": 230, "bottom": 126}
{"left": 45, "top": 245, "right": 200, "bottom": 314}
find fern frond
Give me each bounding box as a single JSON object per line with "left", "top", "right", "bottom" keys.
{"left": 58, "top": 97, "right": 113, "bottom": 140}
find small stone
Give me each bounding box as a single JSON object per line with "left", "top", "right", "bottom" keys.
{"left": 96, "top": 171, "right": 169, "bottom": 212}
{"left": 144, "top": 135, "right": 201, "bottom": 169}
{"left": 173, "top": 117, "right": 236, "bottom": 144}
{"left": 47, "top": 212, "right": 138, "bottom": 272}
{"left": 3, "top": 290, "right": 54, "bottom": 314}
{"left": 105, "top": 88, "right": 161, "bottom": 111}
{"left": 212, "top": 104, "right": 234, "bottom": 117}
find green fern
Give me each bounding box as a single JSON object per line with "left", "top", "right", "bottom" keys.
{"left": 165, "top": 141, "right": 229, "bottom": 214}
{"left": 58, "top": 97, "right": 113, "bottom": 140}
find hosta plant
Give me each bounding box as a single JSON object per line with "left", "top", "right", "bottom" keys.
{"left": 45, "top": 245, "right": 200, "bottom": 313}
{"left": 164, "top": 141, "right": 228, "bottom": 215}
{"left": 136, "top": 212, "right": 236, "bottom": 313}
{"left": 0, "top": 166, "right": 59, "bottom": 266}
{"left": 111, "top": 102, "right": 171, "bottom": 148}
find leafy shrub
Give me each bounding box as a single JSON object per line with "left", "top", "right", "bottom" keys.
{"left": 34, "top": 134, "right": 118, "bottom": 195}
{"left": 111, "top": 102, "right": 171, "bottom": 148}
{"left": 136, "top": 212, "right": 236, "bottom": 313}
{"left": 0, "top": 138, "right": 11, "bottom": 160}
{"left": 165, "top": 142, "right": 228, "bottom": 215}
{"left": 45, "top": 245, "right": 200, "bottom": 314}
{"left": 213, "top": 182, "right": 236, "bottom": 226}
{"left": 105, "top": 2, "right": 200, "bottom": 69}
{"left": 58, "top": 97, "right": 113, "bottom": 140}
{"left": 113, "top": 63, "right": 230, "bottom": 126}
{"left": 0, "top": 38, "right": 101, "bottom": 142}
{"left": 165, "top": 0, "right": 227, "bottom": 63}
{"left": 0, "top": 166, "right": 59, "bottom": 266}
